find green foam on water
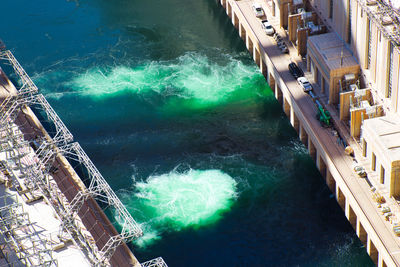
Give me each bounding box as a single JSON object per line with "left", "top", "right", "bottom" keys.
{"left": 66, "top": 52, "right": 268, "bottom": 109}
{"left": 120, "top": 169, "right": 237, "bottom": 248}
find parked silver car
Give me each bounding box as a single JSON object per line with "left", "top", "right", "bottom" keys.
{"left": 252, "top": 3, "right": 264, "bottom": 18}
{"left": 297, "top": 77, "right": 313, "bottom": 92}
{"left": 261, "top": 20, "right": 274, "bottom": 35}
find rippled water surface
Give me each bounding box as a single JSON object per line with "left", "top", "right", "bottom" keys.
{"left": 0, "top": 0, "right": 373, "bottom": 266}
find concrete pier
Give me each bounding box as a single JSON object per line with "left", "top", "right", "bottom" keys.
{"left": 0, "top": 77, "right": 140, "bottom": 266}
{"left": 15, "top": 108, "right": 140, "bottom": 266}
{"left": 220, "top": 0, "right": 400, "bottom": 266}
{"left": 0, "top": 49, "right": 153, "bottom": 266}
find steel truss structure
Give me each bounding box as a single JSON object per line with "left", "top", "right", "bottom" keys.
{"left": 0, "top": 42, "right": 167, "bottom": 266}
{"left": 0, "top": 195, "right": 57, "bottom": 266}
{"left": 49, "top": 142, "right": 143, "bottom": 263}
{"left": 0, "top": 49, "right": 38, "bottom": 96}
{"left": 21, "top": 148, "right": 104, "bottom": 266}
{"left": 0, "top": 94, "right": 73, "bottom": 146}
{"left": 0, "top": 117, "right": 100, "bottom": 265}
{"left": 357, "top": 0, "right": 400, "bottom": 48}
{"left": 140, "top": 257, "right": 168, "bottom": 267}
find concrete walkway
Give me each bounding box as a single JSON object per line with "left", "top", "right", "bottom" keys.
{"left": 225, "top": 0, "right": 400, "bottom": 265}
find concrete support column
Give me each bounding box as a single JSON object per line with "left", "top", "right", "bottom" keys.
{"left": 275, "top": 83, "right": 283, "bottom": 105}
{"left": 227, "top": 2, "right": 232, "bottom": 18}
{"left": 367, "top": 237, "right": 379, "bottom": 265}
{"left": 345, "top": 201, "right": 357, "bottom": 229}
{"left": 307, "top": 55, "right": 311, "bottom": 72}
{"left": 255, "top": 48, "right": 260, "bottom": 67}
{"left": 317, "top": 155, "right": 326, "bottom": 179}
{"left": 233, "top": 12, "right": 239, "bottom": 29}
{"left": 308, "top": 137, "right": 316, "bottom": 162}
{"left": 247, "top": 36, "right": 253, "bottom": 57}
{"left": 239, "top": 24, "right": 246, "bottom": 40}
{"left": 235, "top": 14, "right": 240, "bottom": 29}
{"left": 269, "top": 73, "right": 275, "bottom": 92}
{"left": 378, "top": 253, "right": 388, "bottom": 267}
{"left": 299, "top": 125, "right": 307, "bottom": 147}
{"left": 336, "top": 186, "right": 346, "bottom": 211}
{"left": 357, "top": 219, "right": 368, "bottom": 245}
{"left": 290, "top": 107, "right": 299, "bottom": 133}
{"left": 261, "top": 60, "right": 268, "bottom": 81}
{"left": 326, "top": 169, "right": 336, "bottom": 194}
{"left": 283, "top": 97, "right": 290, "bottom": 118}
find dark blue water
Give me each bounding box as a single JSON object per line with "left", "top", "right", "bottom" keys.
{"left": 0, "top": 0, "right": 373, "bottom": 266}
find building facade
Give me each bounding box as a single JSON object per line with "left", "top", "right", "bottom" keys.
{"left": 274, "top": 0, "right": 400, "bottom": 198}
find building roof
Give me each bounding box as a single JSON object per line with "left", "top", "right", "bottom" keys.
{"left": 363, "top": 115, "right": 400, "bottom": 162}
{"left": 307, "top": 32, "right": 359, "bottom": 75}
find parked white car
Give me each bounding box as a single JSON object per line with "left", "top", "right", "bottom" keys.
{"left": 261, "top": 20, "right": 274, "bottom": 35}
{"left": 297, "top": 77, "right": 313, "bottom": 92}
{"left": 252, "top": 3, "right": 264, "bottom": 18}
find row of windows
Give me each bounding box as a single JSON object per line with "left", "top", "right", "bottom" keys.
{"left": 371, "top": 152, "right": 386, "bottom": 184}
{"left": 347, "top": 0, "right": 352, "bottom": 44}
{"left": 363, "top": 139, "right": 385, "bottom": 184}
{"left": 364, "top": 10, "right": 394, "bottom": 100}
{"left": 328, "top": 0, "right": 351, "bottom": 44}
{"left": 326, "top": 0, "right": 395, "bottom": 100}
{"left": 388, "top": 42, "right": 394, "bottom": 99}
{"left": 367, "top": 19, "right": 372, "bottom": 69}
{"left": 369, "top": 31, "right": 394, "bottom": 99}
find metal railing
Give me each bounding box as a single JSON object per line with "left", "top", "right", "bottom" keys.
{"left": 0, "top": 50, "right": 38, "bottom": 95}
{"left": 141, "top": 257, "right": 168, "bottom": 267}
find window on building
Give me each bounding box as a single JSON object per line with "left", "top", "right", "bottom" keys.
{"left": 324, "top": 77, "right": 329, "bottom": 95}
{"left": 387, "top": 42, "right": 394, "bottom": 98}
{"left": 318, "top": 70, "right": 322, "bottom": 87}
{"left": 367, "top": 19, "right": 372, "bottom": 69}
{"left": 372, "top": 152, "right": 376, "bottom": 171}
{"left": 329, "top": 0, "right": 333, "bottom": 19}
{"left": 272, "top": 1, "right": 276, "bottom": 17}
{"left": 362, "top": 139, "right": 367, "bottom": 157}
{"left": 310, "top": 61, "right": 315, "bottom": 78}
{"left": 380, "top": 165, "right": 385, "bottom": 184}
{"left": 347, "top": 0, "right": 352, "bottom": 44}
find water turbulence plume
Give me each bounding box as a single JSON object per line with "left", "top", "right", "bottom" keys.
{"left": 120, "top": 168, "right": 238, "bottom": 248}
{"left": 61, "top": 52, "right": 267, "bottom": 109}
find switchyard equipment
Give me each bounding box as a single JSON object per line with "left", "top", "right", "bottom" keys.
{"left": 0, "top": 195, "right": 57, "bottom": 266}
{"left": 356, "top": 0, "right": 400, "bottom": 48}
{"left": 140, "top": 258, "right": 168, "bottom": 267}
{"left": 0, "top": 40, "right": 167, "bottom": 267}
